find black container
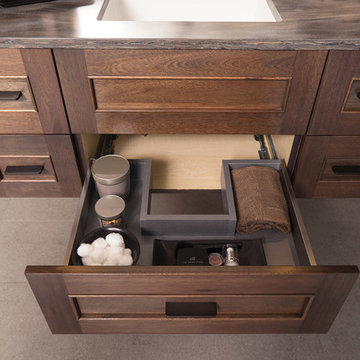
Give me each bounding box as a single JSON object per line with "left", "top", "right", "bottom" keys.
{"left": 71, "top": 227, "right": 140, "bottom": 266}
{"left": 152, "top": 238, "right": 266, "bottom": 266}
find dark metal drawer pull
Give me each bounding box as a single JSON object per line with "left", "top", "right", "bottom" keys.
{"left": 0, "top": 91, "right": 22, "bottom": 101}
{"left": 332, "top": 165, "right": 360, "bottom": 175}
{"left": 5, "top": 165, "right": 44, "bottom": 176}
{"left": 165, "top": 302, "right": 217, "bottom": 317}
{"left": 357, "top": 91, "right": 360, "bottom": 100}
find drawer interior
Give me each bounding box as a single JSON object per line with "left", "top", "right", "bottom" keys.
{"left": 112, "top": 134, "right": 294, "bottom": 189}
{"left": 65, "top": 134, "right": 315, "bottom": 268}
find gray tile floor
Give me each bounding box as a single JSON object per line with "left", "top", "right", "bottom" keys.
{"left": 0, "top": 198, "right": 359, "bottom": 360}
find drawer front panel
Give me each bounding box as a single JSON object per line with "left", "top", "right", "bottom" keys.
{"left": 0, "top": 135, "right": 81, "bottom": 197}
{"left": 63, "top": 272, "right": 322, "bottom": 295}
{"left": 293, "top": 136, "right": 360, "bottom": 197}
{"left": 343, "top": 78, "right": 360, "bottom": 112}
{"left": 320, "top": 158, "right": 360, "bottom": 181}
{"left": 0, "top": 71, "right": 42, "bottom": 133}
{"left": 0, "top": 77, "right": 36, "bottom": 111}
{"left": 85, "top": 50, "right": 297, "bottom": 77}
{"left": 92, "top": 78, "right": 290, "bottom": 112}
{"left": 72, "top": 294, "right": 313, "bottom": 319}
{"left": 0, "top": 113, "right": 42, "bottom": 134}
{"left": 0, "top": 49, "right": 69, "bottom": 134}
{"left": 309, "top": 51, "right": 360, "bottom": 135}
{"left": 55, "top": 50, "right": 326, "bottom": 134}
{"left": 0, "top": 155, "right": 56, "bottom": 183}
{"left": 0, "top": 49, "right": 26, "bottom": 76}
{"left": 25, "top": 266, "right": 358, "bottom": 334}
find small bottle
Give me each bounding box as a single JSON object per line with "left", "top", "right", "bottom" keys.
{"left": 95, "top": 195, "right": 125, "bottom": 228}
{"left": 223, "top": 244, "right": 239, "bottom": 266}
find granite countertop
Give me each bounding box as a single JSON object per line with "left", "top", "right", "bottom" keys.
{"left": 0, "top": 0, "right": 360, "bottom": 49}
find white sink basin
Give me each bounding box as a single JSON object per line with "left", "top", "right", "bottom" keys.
{"left": 98, "top": 0, "right": 282, "bottom": 22}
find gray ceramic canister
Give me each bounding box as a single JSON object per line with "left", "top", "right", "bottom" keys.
{"left": 92, "top": 154, "right": 130, "bottom": 197}
{"left": 95, "top": 195, "right": 126, "bottom": 227}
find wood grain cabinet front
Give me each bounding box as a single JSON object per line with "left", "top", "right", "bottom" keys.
{"left": 25, "top": 150, "right": 358, "bottom": 334}
{"left": 54, "top": 49, "right": 326, "bottom": 135}
{"left": 0, "top": 135, "right": 82, "bottom": 197}
{"left": 309, "top": 51, "right": 360, "bottom": 135}
{"left": 0, "top": 49, "right": 69, "bottom": 134}
{"left": 293, "top": 135, "right": 360, "bottom": 197}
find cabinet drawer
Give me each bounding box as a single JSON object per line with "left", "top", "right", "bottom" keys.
{"left": 309, "top": 51, "right": 360, "bottom": 135}
{"left": 54, "top": 49, "right": 326, "bottom": 134}
{"left": 0, "top": 135, "right": 82, "bottom": 197}
{"left": 0, "top": 49, "right": 68, "bottom": 134}
{"left": 292, "top": 136, "right": 360, "bottom": 197}
{"left": 0, "top": 77, "right": 35, "bottom": 111}
{"left": 25, "top": 140, "right": 358, "bottom": 334}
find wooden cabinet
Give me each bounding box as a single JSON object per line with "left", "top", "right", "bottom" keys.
{"left": 54, "top": 49, "right": 326, "bottom": 135}
{"left": 0, "top": 135, "right": 82, "bottom": 197}
{"left": 309, "top": 51, "right": 360, "bottom": 135}
{"left": 0, "top": 49, "right": 69, "bottom": 135}
{"left": 1, "top": 47, "right": 354, "bottom": 333}
{"left": 293, "top": 136, "right": 360, "bottom": 197}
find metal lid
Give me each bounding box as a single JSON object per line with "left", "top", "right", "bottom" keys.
{"left": 91, "top": 154, "right": 130, "bottom": 185}
{"left": 94, "top": 195, "right": 126, "bottom": 220}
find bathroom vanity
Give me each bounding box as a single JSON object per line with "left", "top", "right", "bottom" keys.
{"left": 0, "top": 0, "right": 359, "bottom": 333}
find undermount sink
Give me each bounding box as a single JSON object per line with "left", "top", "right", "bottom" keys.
{"left": 98, "top": 0, "right": 282, "bottom": 22}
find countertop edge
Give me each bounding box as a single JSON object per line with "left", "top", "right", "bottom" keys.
{"left": 1, "top": 38, "right": 360, "bottom": 50}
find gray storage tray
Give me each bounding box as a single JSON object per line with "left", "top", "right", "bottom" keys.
{"left": 68, "top": 159, "right": 302, "bottom": 266}
{"left": 140, "top": 159, "right": 237, "bottom": 236}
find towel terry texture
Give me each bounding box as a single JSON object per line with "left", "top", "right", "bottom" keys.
{"left": 231, "top": 166, "right": 291, "bottom": 234}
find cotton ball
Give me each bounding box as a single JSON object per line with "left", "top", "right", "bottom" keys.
{"left": 77, "top": 243, "right": 93, "bottom": 257}
{"left": 123, "top": 248, "right": 132, "bottom": 256}
{"left": 92, "top": 237, "right": 108, "bottom": 249}
{"left": 105, "top": 232, "right": 125, "bottom": 248}
{"left": 106, "top": 246, "right": 123, "bottom": 257}
{"left": 90, "top": 248, "right": 107, "bottom": 264}
{"left": 103, "top": 255, "right": 119, "bottom": 266}
{"left": 103, "top": 246, "right": 123, "bottom": 264}
{"left": 117, "top": 254, "right": 133, "bottom": 266}
{"left": 82, "top": 256, "right": 93, "bottom": 266}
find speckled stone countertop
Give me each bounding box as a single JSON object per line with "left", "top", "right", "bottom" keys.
{"left": 0, "top": 0, "right": 359, "bottom": 49}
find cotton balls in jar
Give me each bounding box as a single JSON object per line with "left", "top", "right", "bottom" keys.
{"left": 77, "top": 232, "right": 133, "bottom": 266}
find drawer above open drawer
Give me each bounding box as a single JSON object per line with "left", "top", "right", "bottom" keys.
{"left": 25, "top": 135, "right": 358, "bottom": 334}
{"left": 54, "top": 49, "right": 326, "bottom": 134}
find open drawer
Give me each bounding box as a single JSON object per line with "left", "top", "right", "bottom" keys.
{"left": 25, "top": 136, "right": 358, "bottom": 334}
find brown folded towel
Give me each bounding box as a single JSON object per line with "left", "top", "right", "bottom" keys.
{"left": 231, "top": 166, "right": 291, "bottom": 234}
